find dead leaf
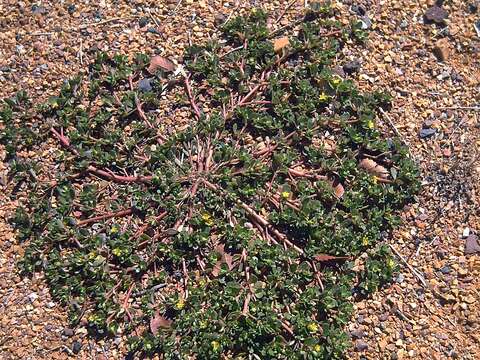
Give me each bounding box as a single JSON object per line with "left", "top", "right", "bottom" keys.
{"left": 211, "top": 244, "right": 234, "bottom": 277}
{"left": 147, "top": 56, "right": 176, "bottom": 74}
{"left": 314, "top": 254, "right": 349, "bottom": 262}
{"left": 333, "top": 182, "right": 345, "bottom": 198}
{"left": 359, "top": 158, "right": 389, "bottom": 179}
{"left": 273, "top": 37, "right": 290, "bottom": 53}
{"left": 150, "top": 311, "right": 172, "bottom": 335}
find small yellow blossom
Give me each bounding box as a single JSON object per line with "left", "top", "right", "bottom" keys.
{"left": 112, "top": 248, "right": 122, "bottom": 257}
{"left": 314, "top": 344, "right": 322, "bottom": 352}
{"left": 281, "top": 191, "right": 290, "bottom": 199}
{"left": 362, "top": 236, "right": 369, "bottom": 246}
{"left": 387, "top": 258, "right": 395, "bottom": 269}
{"left": 202, "top": 212, "right": 214, "bottom": 226}
{"left": 319, "top": 93, "right": 329, "bottom": 102}
{"left": 366, "top": 119, "right": 374, "bottom": 129}
{"left": 110, "top": 224, "right": 119, "bottom": 235}
{"left": 211, "top": 340, "right": 220, "bottom": 351}
{"left": 331, "top": 77, "right": 341, "bottom": 86}
{"left": 175, "top": 298, "right": 185, "bottom": 310}
{"left": 307, "top": 322, "right": 319, "bottom": 333}
{"left": 200, "top": 320, "right": 208, "bottom": 329}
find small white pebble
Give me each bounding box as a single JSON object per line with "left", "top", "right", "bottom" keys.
{"left": 27, "top": 292, "right": 38, "bottom": 302}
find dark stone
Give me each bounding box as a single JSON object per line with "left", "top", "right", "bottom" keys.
{"left": 350, "top": 328, "right": 365, "bottom": 339}
{"left": 214, "top": 14, "right": 226, "bottom": 27}
{"left": 468, "top": 2, "right": 478, "bottom": 13}
{"left": 63, "top": 328, "right": 74, "bottom": 337}
{"left": 72, "top": 341, "right": 82, "bottom": 354}
{"left": 138, "top": 78, "right": 153, "bottom": 92}
{"left": 67, "top": 4, "right": 76, "bottom": 15}
{"left": 424, "top": 6, "right": 448, "bottom": 24}
{"left": 139, "top": 17, "right": 149, "bottom": 28}
{"left": 32, "top": 5, "right": 46, "bottom": 15}
{"left": 465, "top": 234, "right": 480, "bottom": 254}
{"left": 439, "top": 266, "right": 451, "bottom": 274}
{"left": 333, "top": 65, "right": 346, "bottom": 78}
{"left": 351, "top": 5, "right": 367, "bottom": 16}
{"left": 419, "top": 128, "right": 437, "bottom": 138}
{"left": 343, "top": 60, "right": 361, "bottom": 74}
{"left": 355, "top": 340, "right": 369, "bottom": 352}
{"left": 147, "top": 27, "right": 162, "bottom": 35}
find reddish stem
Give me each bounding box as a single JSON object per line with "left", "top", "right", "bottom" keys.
{"left": 184, "top": 76, "right": 202, "bottom": 120}
{"left": 77, "top": 208, "right": 134, "bottom": 226}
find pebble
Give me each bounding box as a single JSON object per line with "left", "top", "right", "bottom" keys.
{"left": 424, "top": 6, "right": 448, "bottom": 24}
{"left": 419, "top": 128, "right": 437, "bottom": 139}
{"left": 464, "top": 235, "right": 480, "bottom": 254}
{"left": 433, "top": 39, "right": 449, "bottom": 62}
{"left": 138, "top": 78, "right": 152, "bottom": 92}
{"left": 351, "top": 328, "right": 365, "bottom": 339}
{"left": 63, "top": 328, "right": 74, "bottom": 337}
{"left": 355, "top": 340, "right": 369, "bottom": 352}
{"left": 72, "top": 341, "right": 82, "bottom": 354}
{"left": 27, "top": 292, "right": 38, "bottom": 302}
{"left": 343, "top": 60, "right": 361, "bottom": 74}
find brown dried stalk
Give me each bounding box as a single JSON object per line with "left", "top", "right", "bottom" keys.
{"left": 77, "top": 208, "right": 134, "bottom": 226}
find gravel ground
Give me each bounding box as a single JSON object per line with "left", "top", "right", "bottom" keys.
{"left": 1, "top": 0, "right": 479, "bottom": 359}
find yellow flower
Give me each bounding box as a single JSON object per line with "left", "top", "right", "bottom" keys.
{"left": 211, "top": 340, "right": 220, "bottom": 351}
{"left": 307, "top": 322, "right": 319, "bottom": 333}
{"left": 314, "top": 344, "right": 322, "bottom": 352}
{"left": 366, "top": 119, "right": 374, "bottom": 129}
{"left": 112, "top": 248, "right": 122, "bottom": 257}
{"left": 387, "top": 258, "right": 395, "bottom": 269}
{"left": 202, "top": 212, "right": 214, "bottom": 226}
{"left": 175, "top": 298, "right": 185, "bottom": 310}
{"left": 281, "top": 191, "right": 290, "bottom": 199}
{"left": 331, "top": 77, "right": 341, "bottom": 86}
{"left": 110, "top": 224, "right": 119, "bottom": 234}
{"left": 200, "top": 320, "right": 208, "bottom": 329}
{"left": 362, "top": 236, "right": 369, "bottom": 246}
{"left": 319, "top": 93, "right": 329, "bottom": 102}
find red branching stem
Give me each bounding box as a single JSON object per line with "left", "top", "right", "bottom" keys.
{"left": 202, "top": 179, "right": 303, "bottom": 254}
{"left": 50, "top": 127, "right": 79, "bottom": 156}
{"left": 77, "top": 208, "right": 134, "bottom": 226}
{"left": 184, "top": 75, "right": 202, "bottom": 120}
{"left": 87, "top": 165, "right": 153, "bottom": 183}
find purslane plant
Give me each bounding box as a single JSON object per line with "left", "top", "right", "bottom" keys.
{"left": 1, "top": 5, "right": 419, "bottom": 359}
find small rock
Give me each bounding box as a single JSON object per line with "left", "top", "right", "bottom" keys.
{"left": 67, "top": 4, "right": 76, "bottom": 15}
{"left": 214, "top": 13, "right": 226, "bottom": 27}
{"left": 27, "top": 292, "right": 38, "bottom": 302}
{"left": 63, "top": 328, "right": 74, "bottom": 337}
{"left": 379, "top": 313, "right": 389, "bottom": 322}
{"left": 433, "top": 39, "right": 449, "bottom": 62}
{"left": 396, "top": 273, "right": 405, "bottom": 284}
{"left": 355, "top": 340, "right": 369, "bottom": 352}
{"left": 419, "top": 128, "right": 437, "bottom": 138}
{"left": 138, "top": 17, "right": 149, "bottom": 28}
{"left": 46, "top": 301, "right": 56, "bottom": 308}
{"left": 351, "top": 328, "right": 365, "bottom": 339}
{"left": 439, "top": 265, "right": 451, "bottom": 274}
{"left": 424, "top": 6, "right": 448, "bottom": 24}
{"left": 465, "top": 234, "right": 480, "bottom": 254}
{"left": 72, "top": 341, "right": 82, "bottom": 354}
{"left": 147, "top": 27, "right": 162, "bottom": 35}
{"left": 138, "top": 78, "right": 152, "bottom": 92}
{"left": 359, "top": 16, "right": 372, "bottom": 29}
{"left": 343, "top": 60, "right": 361, "bottom": 74}
{"left": 463, "top": 228, "right": 471, "bottom": 237}
{"left": 468, "top": 2, "right": 478, "bottom": 13}
{"left": 351, "top": 5, "right": 367, "bottom": 16}
{"left": 32, "top": 4, "right": 46, "bottom": 15}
